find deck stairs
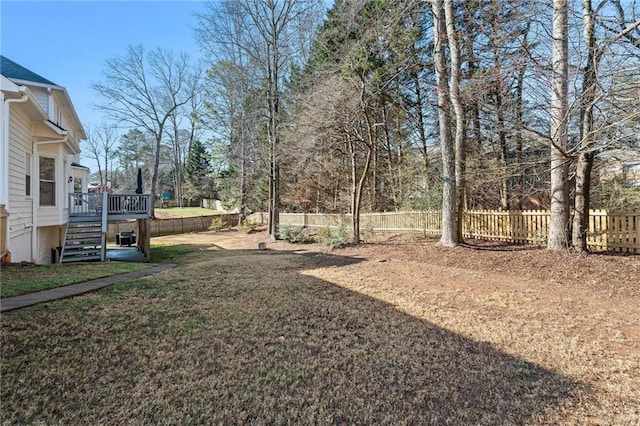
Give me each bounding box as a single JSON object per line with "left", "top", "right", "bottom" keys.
{"left": 60, "top": 216, "right": 105, "bottom": 263}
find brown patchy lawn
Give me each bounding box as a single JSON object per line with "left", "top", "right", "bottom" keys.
{"left": 1, "top": 230, "right": 638, "bottom": 424}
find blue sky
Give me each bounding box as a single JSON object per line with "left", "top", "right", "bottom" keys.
{"left": 1, "top": 0, "right": 207, "bottom": 168}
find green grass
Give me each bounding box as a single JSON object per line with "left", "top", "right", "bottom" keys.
{"left": 0, "top": 244, "right": 198, "bottom": 298}
{"left": 155, "top": 207, "right": 220, "bottom": 218}
{"left": 150, "top": 243, "right": 218, "bottom": 265}
{"left": 0, "top": 262, "right": 153, "bottom": 298}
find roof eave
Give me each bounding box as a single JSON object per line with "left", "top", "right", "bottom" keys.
{"left": 3, "top": 83, "right": 49, "bottom": 120}
{"left": 6, "top": 78, "right": 65, "bottom": 91}
{"left": 1, "top": 74, "right": 23, "bottom": 93}
{"left": 51, "top": 87, "right": 87, "bottom": 140}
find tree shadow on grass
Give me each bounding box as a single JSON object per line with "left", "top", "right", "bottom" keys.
{"left": 459, "top": 238, "right": 543, "bottom": 252}
{"left": 209, "top": 249, "right": 579, "bottom": 424}
{"left": 368, "top": 234, "right": 543, "bottom": 252}
{"left": 1, "top": 245, "right": 581, "bottom": 424}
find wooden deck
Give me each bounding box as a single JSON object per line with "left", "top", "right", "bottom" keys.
{"left": 69, "top": 193, "right": 152, "bottom": 221}
{"left": 62, "top": 193, "right": 152, "bottom": 263}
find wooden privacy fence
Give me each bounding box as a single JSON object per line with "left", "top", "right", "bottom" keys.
{"left": 107, "top": 214, "right": 239, "bottom": 241}
{"left": 248, "top": 210, "right": 640, "bottom": 254}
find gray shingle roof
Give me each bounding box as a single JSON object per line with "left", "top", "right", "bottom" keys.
{"left": 0, "top": 55, "right": 58, "bottom": 86}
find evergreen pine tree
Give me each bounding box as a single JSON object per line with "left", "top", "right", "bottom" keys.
{"left": 184, "top": 140, "right": 213, "bottom": 203}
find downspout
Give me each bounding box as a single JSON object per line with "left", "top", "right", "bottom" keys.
{"left": 2, "top": 90, "right": 29, "bottom": 260}
{"left": 31, "top": 137, "right": 68, "bottom": 262}
{"left": 2, "top": 90, "right": 28, "bottom": 206}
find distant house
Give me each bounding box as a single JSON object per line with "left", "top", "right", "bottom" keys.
{"left": 599, "top": 149, "right": 640, "bottom": 188}
{"left": 1, "top": 55, "right": 88, "bottom": 264}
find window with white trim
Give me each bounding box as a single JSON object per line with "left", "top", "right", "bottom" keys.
{"left": 39, "top": 156, "right": 55, "bottom": 206}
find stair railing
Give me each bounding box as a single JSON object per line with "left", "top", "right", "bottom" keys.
{"left": 69, "top": 192, "right": 103, "bottom": 217}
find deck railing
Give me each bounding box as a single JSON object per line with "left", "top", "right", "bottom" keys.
{"left": 69, "top": 193, "right": 152, "bottom": 218}
{"left": 106, "top": 194, "right": 152, "bottom": 216}
{"left": 69, "top": 192, "right": 103, "bottom": 216}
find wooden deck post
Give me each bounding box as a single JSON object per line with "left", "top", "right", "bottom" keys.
{"left": 137, "top": 218, "right": 151, "bottom": 261}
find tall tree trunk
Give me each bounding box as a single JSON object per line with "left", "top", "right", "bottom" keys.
{"left": 370, "top": 133, "right": 378, "bottom": 211}
{"left": 548, "top": 0, "right": 570, "bottom": 250}
{"left": 382, "top": 106, "right": 398, "bottom": 208}
{"left": 172, "top": 119, "right": 183, "bottom": 208}
{"left": 267, "top": 39, "right": 280, "bottom": 241}
{"left": 573, "top": 0, "right": 599, "bottom": 252}
{"left": 348, "top": 134, "right": 372, "bottom": 245}
{"left": 495, "top": 88, "right": 509, "bottom": 210}
{"left": 412, "top": 72, "right": 430, "bottom": 177}
{"left": 573, "top": 152, "right": 594, "bottom": 249}
{"left": 514, "top": 27, "right": 528, "bottom": 209}
{"left": 239, "top": 120, "right": 247, "bottom": 223}
{"left": 445, "top": 0, "right": 464, "bottom": 243}
{"left": 432, "top": 0, "right": 456, "bottom": 247}
{"left": 464, "top": 6, "right": 482, "bottom": 161}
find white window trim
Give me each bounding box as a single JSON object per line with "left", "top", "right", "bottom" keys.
{"left": 39, "top": 155, "right": 56, "bottom": 207}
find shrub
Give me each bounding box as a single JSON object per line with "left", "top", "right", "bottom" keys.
{"left": 209, "top": 217, "right": 226, "bottom": 231}
{"left": 278, "top": 226, "right": 313, "bottom": 243}
{"left": 316, "top": 225, "right": 350, "bottom": 249}
{"left": 242, "top": 219, "right": 258, "bottom": 234}
{"left": 360, "top": 223, "right": 375, "bottom": 240}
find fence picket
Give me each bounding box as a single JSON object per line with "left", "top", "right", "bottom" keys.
{"left": 269, "top": 210, "right": 638, "bottom": 253}
{"left": 106, "top": 211, "right": 638, "bottom": 254}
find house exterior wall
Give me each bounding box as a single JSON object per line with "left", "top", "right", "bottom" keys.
{"left": 598, "top": 149, "right": 640, "bottom": 187}
{"left": 30, "top": 86, "right": 49, "bottom": 116}
{"left": 3, "top": 95, "right": 81, "bottom": 263}
{"left": 9, "top": 228, "right": 31, "bottom": 262}
{"left": 2, "top": 60, "right": 86, "bottom": 264}
{"left": 37, "top": 224, "right": 63, "bottom": 264}
{"left": 7, "top": 104, "right": 34, "bottom": 262}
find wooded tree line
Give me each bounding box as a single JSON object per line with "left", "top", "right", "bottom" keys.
{"left": 90, "top": 0, "right": 640, "bottom": 250}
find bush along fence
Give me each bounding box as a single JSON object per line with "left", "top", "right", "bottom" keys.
{"left": 107, "top": 214, "right": 239, "bottom": 241}
{"left": 247, "top": 210, "right": 639, "bottom": 254}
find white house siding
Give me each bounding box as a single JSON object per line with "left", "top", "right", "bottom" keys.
{"left": 9, "top": 228, "right": 31, "bottom": 262}
{"left": 30, "top": 86, "right": 49, "bottom": 117}
{"left": 37, "top": 224, "right": 63, "bottom": 264}
{"left": 7, "top": 105, "right": 34, "bottom": 262}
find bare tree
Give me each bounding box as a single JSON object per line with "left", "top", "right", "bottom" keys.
{"left": 431, "top": 0, "right": 456, "bottom": 247}
{"left": 83, "top": 123, "right": 118, "bottom": 187}
{"left": 167, "top": 68, "right": 205, "bottom": 207}
{"left": 196, "top": 0, "right": 323, "bottom": 240}
{"left": 572, "top": 0, "right": 640, "bottom": 251}
{"left": 444, "top": 0, "right": 465, "bottom": 243}
{"left": 196, "top": 3, "right": 264, "bottom": 218}
{"left": 548, "top": 0, "right": 570, "bottom": 250}
{"left": 92, "top": 45, "right": 194, "bottom": 217}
